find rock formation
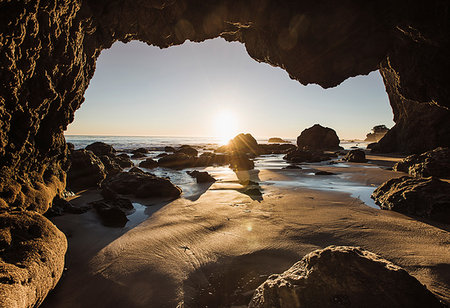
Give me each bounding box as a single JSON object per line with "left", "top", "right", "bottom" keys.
{"left": 187, "top": 170, "right": 216, "bottom": 183}
{"left": 296, "top": 124, "right": 342, "bottom": 151}
{"left": 371, "top": 176, "right": 450, "bottom": 224}
{"left": 268, "top": 137, "right": 289, "bottom": 143}
{"left": 66, "top": 149, "right": 107, "bottom": 191}
{"left": 343, "top": 149, "right": 368, "bottom": 163}
{"left": 365, "top": 125, "right": 389, "bottom": 142}
{"left": 393, "top": 147, "right": 450, "bottom": 178}
{"left": 249, "top": 246, "right": 442, "bottom": 308}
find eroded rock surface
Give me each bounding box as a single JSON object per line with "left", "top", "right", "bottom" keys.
{"left": 249, "top": 246, "right": 442, "bottom": 308}
{"left": 67, "top": 149, "right": 106, "bottom": 191}
{"left": 371, "top": 176, "right": 450, "bottom": 224}
{"left": 393, "top": 147, "right": 450, "bottom": 178}
{"left": 0, "top": 211, "right": 67, "bottom": 308}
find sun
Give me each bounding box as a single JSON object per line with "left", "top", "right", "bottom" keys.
{"left": 214, "top": 111, "right": 238, "bottom": 145}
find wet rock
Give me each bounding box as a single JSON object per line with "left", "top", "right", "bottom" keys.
{"left": 229, "top": 153, "right": 255, "bottom": 171}
{"left": 128, "top": 167, "right": 146, "bottom": 174}
{"left": 284, "top": 149, "right": 333, "bottom": 163}
{"left": 297, "top": 124, "right": 342, "bottom": 151}
{"left": 258, "top": 144, "right": 297, "bottom": 154}
{"left": 249, "top": 246, "right": 442, "bottom": 308}
{"left": 44, "top": 196, "right": 90, "bottom": 218}
{"left": 67, "top": 149, "right": 106, "bottom": 191}
{"left": 139, "top": 158, "right": 158, "bottom": 169}
{"left": 131, "top": 152, "right": 146, "bottom": 159}
{"left": 176, "top": 145, "right": 198, "bottom": 157}
{"left": 268, "top": 137, "right": 289, "bottom": 143}
{"left": 99, "top": 155, "right": 122, "bottom": 176}
{"left": 164, "top": 146, "right": 176, "bottom": 152}
{"left": 315, "top": 171, "right": 336, "bottom": 175}
{"left": 371, "top": 176, "right": 450, "bottom": 224}
{"left": 115, "top": 154, "right": 134, "bottom": 168}
{"left": 187, "top": 171, "right": 216, "bottom": 183}
{"left": 156, "top": 153, "right": 168, "bottom": 158}
{"left": 393, "top": 147, "right": 450, "bottom": 178}
{"left": 85, "top": 142, "right": 116, "bottom": 157}
{"left": 196, "top": 152, "right": 230, "bottom": 167}
{"left": 283, "top": 165, "right": 302, "bottom": 169}
{"left": 90, "top": 197, "right": 134, "bottom": 227}
{"left": 0, "top": 211, "right": 67, "bottom": 308}
{"left": 343, "top": 149, "right": 368, "bottom": 163}
{"left": 158, "top": 153, "right": 196, "bottom": 169}
{"left": 132, "top": 148, "right": 148, "bottom": 155}
{"left": 102, "top": 172, "right": 182, "bottom": 199}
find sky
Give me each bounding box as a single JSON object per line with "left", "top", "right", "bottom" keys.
{"left": 65, "top": 38, "right": 394, "bottom": 140}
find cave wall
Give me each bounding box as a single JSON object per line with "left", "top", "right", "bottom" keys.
{"left": 0, "top": 0, "right": 449, "bottom": 213}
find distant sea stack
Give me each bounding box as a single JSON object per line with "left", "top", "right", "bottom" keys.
{"left": 297, "top": 124, "right": 342, "bottom": 150}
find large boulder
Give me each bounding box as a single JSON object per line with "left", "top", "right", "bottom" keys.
{"left": 115, "top": 154, "right": 134, "bottom": 168}
{"left": 371, "top": 176, "right": 450, "bottom": 224}
{"left": 102, "top": 172, "right": 182, "bottom": 199}
{"left": 99, "top": 155, "right": 123, "bottom": 176}
{"left": 158, "top": 153, "right": 196, "bottom": 169}
{"left": 67, "top": 149, "right": 106, "bottom": 191}
{"left": 393, "top": 147, "right": 450, "bottom": 178}
{"left": 296, "top": 124, "right": 342, "bottom": 151}
{"left": 0, "top": 211, "right": 67, "bottom": 308}
{"left": 176, "top": 145, "right": 198, "bottom": 157}
{"left": 249, "top": 246, "right": 442, "bottom": 308}
{"left": 343, "top": 149, "right": 368, "bottom": 163}
{"left": 228, "top": 133, "right": 259, "bottom": 155}
{"left": 139, "top": 158, "right": 158, "bottom": 169}
{"left": 85, "top": 142, "right": 116, "bottom": 157}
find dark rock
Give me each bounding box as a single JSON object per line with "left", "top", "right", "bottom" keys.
{"left": 249, "top": 246, "right": 442, "bottom": 308}
{"left": 85, "top": 142, "right": 116, "bottom": 157}
{"left": 44, "top": 196, "right": 90, "bottom": 218}
{"left": 156, "top": 153, "right": 168, "bottom": 158}
{"left": 228, "top": 133, "right": 259, "bottom": 155}
{"left": 284, "top": 149, "right": 333, "bottom": 163}
{"left": 67, "top": 149, "right": 106, "bottom": 191}
{"left": 131, "top": 152, "right": 146, "bottom": 159}
{"left": 132, "top": 148, "right": 148, "bottom": 155}
{"left": 128, "top": 167, "right": 146, "bottom": 174}
{"left": 0, "top": 211, "right": 67, "bottom": 308}
{"left": 176, "top": 145, "right": 198, "bottom": 157}
{"left": 139, "top": 158, "right": 158, "bottom": 169}
{"left": 67, "top": 143, "right": 75, "bottom": 152}
{"left": 99, "top": 155, "right": 122, "bottom": 176}
{"left": 297, "top": 124, "right": 342, "bottom": 151}
{"left": 258, "top": 144, "right": 297, "bottom": 154}
{"left": 158, "top": 153, "right": 196, "bottom": 169}
{"left": 165, "top": 146, "right": 176, "bottom": 153}
{"left": 268, "top": 137, "right": 289, "bottom": 143}
{"left": 115, "top": 154, "right": 134, "bottom": 168}
{"left": 229, "top": 153, "right": 255, "bottom": 171}
{"left": 315, "top": 171, "right": 336, "bottom": 175}
{"left": 90, "top": 198, "right": 133, "bottom": 228}
{"left": 195, "top": 152, "right": 230, "bottom": 167}
{"left": 343, "top": 149, "right": 368, "bottom": 163}
{"left": 371, "top": 176, "right": 450, "bottom": 224}
{"left": 365, "top": 125, "right": 389, "bottom": 142}
{"left": 102, "top": 172, "right": 182, "bottom": 199}
{"left": 283, "top": 165, "right": 302, "bottom": 169}
{"left": 187, "top": 171, "right": 216, "bottom": 183}
{"left": 393, "top": 147, "right": 450, "bottom": 178}
{"left": 367, "top": 142, "right": 378, "bottom": 150}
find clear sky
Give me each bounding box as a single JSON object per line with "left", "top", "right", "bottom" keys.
{"left": 65, "top": 38, "right": 394, "bottom": 140}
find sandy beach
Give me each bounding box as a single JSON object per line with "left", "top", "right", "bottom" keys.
{"left": 41, "top": 154, "right": 450, "bottom": 307}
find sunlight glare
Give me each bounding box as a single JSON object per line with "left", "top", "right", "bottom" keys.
{"left": 214, "top": 111, "right": 238, "bottom": 145}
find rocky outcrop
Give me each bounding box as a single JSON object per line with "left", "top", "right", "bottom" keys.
{"left": 176, "top": 145, "right": 198, "bottom": 157}
{"left": 0, "top": 211, "right": 67, "bottom": 308}
{"left": 102, "top": 172, "right": 182, "bottom": 199}
{"left": 393, "top": 147, "right": 450, "bottom": 178}
{"left": 249, "top": 246, "right": 442, "bottom": 308}
{"left": 297, "top": 124, "right": 342, "bottom": 151}
{"left": 371, "top": 176, "right": 450, "bottom": 224}
{"left": 98, "top": 155, "right": 122, "bottom": 176}
{"left": 115, "top": 154, "right": 134, "bottom": 168}
{"left": 85, "top": 142, "right": 116, "bottom": 157}
{"left": 343, "top": 149, "right": 368, "bottom": 163}
{"left": 187, "top": 171, "right": 216, "bottom": 183}
{"left": 139, "top": 158, "right": 158, "bottom": 169}
{"left": 66, "top": 149, "right": 106, "bottom": 191}
{"left": 158, "top": 153, "right": 196, "bottom": 169}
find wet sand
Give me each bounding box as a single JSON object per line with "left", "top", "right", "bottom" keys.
{"left": 42, "top": 156, "right": 450, "bottom": 307}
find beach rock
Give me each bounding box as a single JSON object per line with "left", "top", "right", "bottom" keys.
{"left": 44, "top": 196, "right": 90, "bottom": 218}
{"left": 132, "top": 148, "right": 148, "bottom": 155}
{"left": 283, "top": 165, "right": 302, "bottom": 169}
{"left": 315, "top": 171, "right": 336, "bottom": 175}
{"left": 156, "top": 153, "right": 168, "bottom": 158}
{"left": 371, "top": 176, "right": 450, "bottom": 224}
{"left": 258, "top": 144, "right": 297, "bottom": 155}
{"left": 128, "top": 167, "right": 146, "bottom": 174}
{"left": 0, "top": 211, "right": 67, "bottom": 308}
{"left": 268, "top": 137, "right": 289, "bottom": 143}
{"left": 165, "top": 146, "right": 176, "bottom": 153}
{"left": 115, "top": 154, "right": 134, "bottom": 168}
{"left": 131, "top": 152, "right": 146, "bottom": 159}
{"left": 67, "top": 149, "right": 106, "bottom": 191}
{"left": 85, "top": 142, "right": 116, "bottom": 157}
{"left": 229, "top": 153, "right": 255, "bottom": 171}
{"left": 139, "top": 158, "right": 158, "bottom": 169}
{"left": 343, "top": 149, "right": 368, "bottom": 163}
{"left": 228, "top": 133, "right": 259, "bottom": 155}
{"left": 176, "top": 145, "right": 198, "bottom": 157}
{"left": 249, "top": 246, "right": 442, "bottom": 308}
{"left": 297, "top": 124, "right": 342, "bottom": 151}
{"left": 284, "top": 149, "right": 333, "bottom": 163}
{"left": 393, "top": 147, "right": 450, "bottom": 178}
{"left": 187, "top": 171, "right": 216, "bottom": 183}
{"left": 102, "top": 172, "right": 182, "bottom": 199}
{"left": 158, "top": 153, "right": 196, "bottom": 169}
{"left": 196, "top": 152, "right": 230, "bottom": 166}
{"left": 99, "top": 155, "right": 123, "bottom": 176}
{"left": 91, "top": 197, "right": 134, "bottom": 227}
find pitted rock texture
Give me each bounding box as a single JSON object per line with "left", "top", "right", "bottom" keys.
{"left": 249, "top": 246, "right": 442, "bottom": 308}
{"left": 0, "top": 1, "right": 449, "bottom": 211}
{"left": 0, "top": 211, "right": 67, "bottom": 308}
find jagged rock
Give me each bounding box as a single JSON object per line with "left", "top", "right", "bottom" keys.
{"left": 67, "top": 149, "right": 106, "bottom": 191}
{"left": 176, "top": 145, "right": 198, "bottom": 157}
{"left": 393, "top": 147, "right": 450, "bottom": 178}
{"left": 158, "top": 153, "right": 196, "bottom": 169}
{"left": 90, "top": 197, "right": 134, "bottom": 227}
{"left": 229, "top": 153, "right": 255, "bottom": 171}
{"left": 297, "top": 124, "right": 342, "bottom": 151}
{"left": 102, "top": 172, "right": 182, "bottom": 199}
{"left": 0, "top": 211, "right": 67, "bottom": 308}
{"left": 371, "top": 176, "right": 450, "bottom": 224}
{"left": 249, "top": 246, "right": 442, "bottom": 308}
{"left": 99, "top": 155, "right": 123, "bottom": 176}
{"left": 187, "top": 171, "right": 216, "bottom": 183}
{"left": 85, "top": 142, "right": 116, "bottom": 157}
{"left": 139, "top": 158, "right": 158, "bottom": 169}
{"left": 115, "top": 154, "right": 134, "bottom": 168}
{"left": 284, "top": 149, "right": 333, "bottom": 163}
{"left": 268, "top": 137, "right": 289, "bottom": 143}
{"left": 343, "top": 149, "right": 368, "bottom": 163}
